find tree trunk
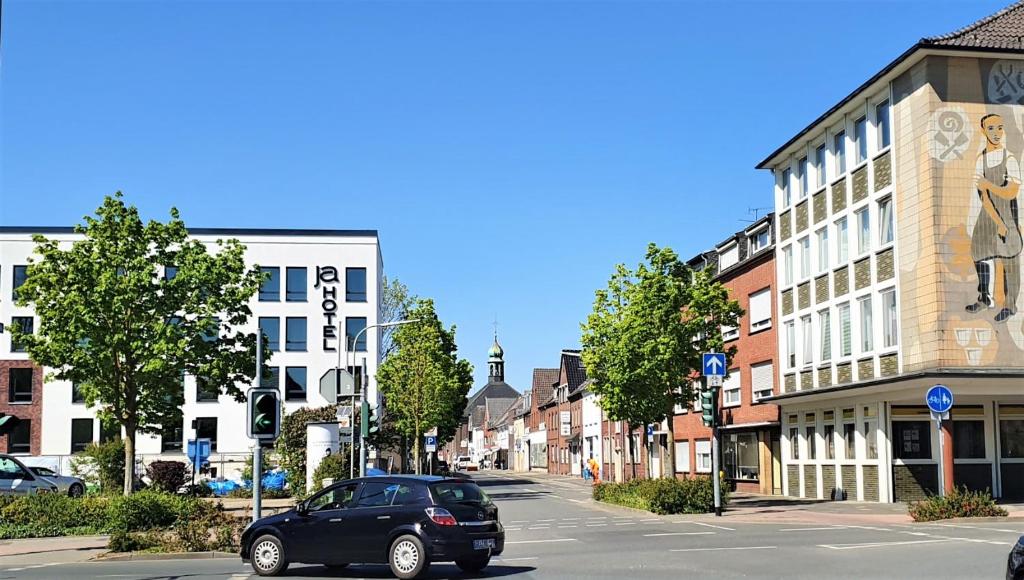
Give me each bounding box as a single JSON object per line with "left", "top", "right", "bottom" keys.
{"left": 643, "top": 428, "right": 652, "bottom": 480}
{"left": 666, "top": 403, "right": 677, "bottom": 478}
{"left": 627, "top": 423, "right": 636, "bottom": 480}
{"left": 400, "top": 435, "right": 408, "bottom": 473}
{"left": 413, "top": 436, "right": 421, "bottom": 475}
{"left": 123, "top": 424, "right": 136, "bottom": 496}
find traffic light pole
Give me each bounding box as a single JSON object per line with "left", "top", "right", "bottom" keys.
{"left": 711, "top": 418, "right": 722, "bottom": 517}
{"left": 359, "top": 356, "right": 368, "bottom": 478}
{"left": 253, "top": 338, "right": 263, "bottom": 523}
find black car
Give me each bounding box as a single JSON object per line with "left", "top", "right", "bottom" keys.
{"left": 240, "top": 475, "right": 504, "bottom": 579}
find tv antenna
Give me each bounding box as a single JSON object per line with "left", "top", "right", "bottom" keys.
{"left": 741, "top": 207, "right": 772, "bottom": 223}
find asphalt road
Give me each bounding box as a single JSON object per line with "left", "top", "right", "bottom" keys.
{"left": 0, "top": 472, "right": 1018, "bottom": 579}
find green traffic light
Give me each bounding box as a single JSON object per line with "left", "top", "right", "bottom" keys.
{"left": 251, "top": 392, "right": 278, "bottom": 436}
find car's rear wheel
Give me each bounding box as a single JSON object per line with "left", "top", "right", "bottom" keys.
{"left": 68, "top": 483, "right": 84, "bottom": 498}
{"left": 455, "top": 554, "right": 491, "bottom": 572}
{"left": 389, "top": 534, "right": 429, "bottom": 579}
{"left": 250, "top": 534, "right": 288, "bottom": 576}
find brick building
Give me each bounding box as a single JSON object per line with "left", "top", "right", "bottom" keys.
{"left": 674, "top": 213, "right": 781, "bottom": 494}
{"left": 0, "top": 360, "right": 44, "bottom": 455}
{"left": 526, "top": 368, "right": 557, "bottom": 472}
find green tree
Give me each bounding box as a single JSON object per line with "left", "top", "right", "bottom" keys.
{"left": 376, "top": 299, "right": 472, "bottom": 474}
{"left": 581, "top": 244, "right": 742, "bottom": 478}
{"left": 14, "top": 193, "right": 265, "bottom": 494}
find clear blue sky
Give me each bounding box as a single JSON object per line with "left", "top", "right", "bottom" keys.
{"left": 0, "top": 0, "right": 1008, "bottom": 394}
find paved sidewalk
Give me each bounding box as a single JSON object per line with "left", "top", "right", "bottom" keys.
{"left": 0, "top": 535, "right": 109, "bottom": 566}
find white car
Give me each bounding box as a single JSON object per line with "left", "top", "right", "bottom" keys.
{"left": 455, "top": 456, "right": 473, "bottom": 470}
{"left": 0, "top": 455, "right": 58, "bottom": 496}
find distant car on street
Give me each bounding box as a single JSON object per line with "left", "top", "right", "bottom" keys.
{"left": 0, "top": 454, "right": 58, "bottom": 496}
{"left": 240, "top": 475, "right": 504, "bottom": 579}
{"left": 454, "top": 456, "right": 473, "bottom": 470}
{"left": 28, "top": 466, "right": 86, "bottom": 497}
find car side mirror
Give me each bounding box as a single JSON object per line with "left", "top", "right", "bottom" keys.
{"left": 296, "top": 500, "right": 309, "bottom": 516}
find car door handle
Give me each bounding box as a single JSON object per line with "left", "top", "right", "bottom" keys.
{"left": 377, "top": 515, "right": 391, "bottom": 520}
{"left": 329, "top": 518, "right": 343, "bottom": 523}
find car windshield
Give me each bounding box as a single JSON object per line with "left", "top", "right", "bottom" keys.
{"left": 430, "top": 482, "right": 492, "bottom": 506}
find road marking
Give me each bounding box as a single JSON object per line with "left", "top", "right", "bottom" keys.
{"left": 558, "top": 525, "right": 578, "bottom": 528}
{"left": 818, "top": 539, "right": 952, "bottom": 550}
{"left": 536, "top": 519, "right": 556, "bottom": 522}
{"left": 527, "top": 525, "right": 550, "bottom": 529}
{"left": 615, "top": 522, "right": 637, "bottom": 526}
{"left": 839, "top": 524, "right": 891, "bottom": 532}
{"left": 587, "top": 523, "right": 608, "bottom": 527}
{"left": 510, "top": 520, "right": 530, "bottom": 524}
{"left": 778, "top": 526, "right": 850, "bottom": 532}
{"left": 5, "top": 569, "right": 25, "bottom": 572}
{"left": 504, "top": 527, "right": 522, "bottom": 531}
{"left": 930, "top": 523, "right": 1024, "bottom": 534}
{"left": 587, "top": 516, "right": 607, "bottom": 520}
{"left": 495, "top": 557, "right": 539, "bottom": 562}
{"left": 638, "top": 518, "right": 662, "bottom": 522}
{"left": 567, "top": 498, "right": 585, "bottom": 503}
{"left": 562, "top": 517, "right": 580, "bottom": 521}
{"left": 671, "top": 546, "right": 776, "bottom": 552}
{"left": 644, "top": 532, "right": 716, "bottom": 537}
{"left": 505, "top": 538, "right": 577, "bottom": 545}
{"left": 680, "top": 521, "right": 735, "bottom": 531}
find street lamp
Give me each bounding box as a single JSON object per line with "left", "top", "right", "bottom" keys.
{"left": 339, "top": 318, "right": 421, "bottom": 478}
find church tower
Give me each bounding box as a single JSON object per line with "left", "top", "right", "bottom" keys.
{"left": 487, "top": 335, "right": 505, "bottom": 383}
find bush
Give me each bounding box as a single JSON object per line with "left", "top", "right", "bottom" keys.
{"left": 592, "top": 476, "right": 726, "bottom": 515}
{"left": 224, "top": 487, "right": 290, "bottom": 499}
{"left": 146, "top": 461, "right": 186, "bottom": 493}
{"left": 71, "top": 439, "right": 126, "bottom": 493}
{"left": 181, "top": 484, "right": 214, "bottom": 498}
{"left": 278, "top": 406, "right": 337, "bottom": 496}
{"left": 908, "top": 486, "right": 1008, "bottom": 522}
{"left": 310, "top": 452, "right": 351, "bottom": 493}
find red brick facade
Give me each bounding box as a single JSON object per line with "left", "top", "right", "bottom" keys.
{"left": 0, "top": 360, "right": 44, "bottom": 456}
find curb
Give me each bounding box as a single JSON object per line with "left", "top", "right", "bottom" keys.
{"left": 95, "top": 551, "right": 237, "bottom": 562}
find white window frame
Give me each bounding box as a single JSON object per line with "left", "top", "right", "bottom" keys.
{"left": 719, "top": 242, "right": 740, "bottom": 271}
{"left": 854, "top": 115, "right": 868, "bottom": 165}
{"left": 695, "top": 440, "right": 712, "bottom": 473}
{"left": 838, "top": 302, "right": 852, "bottom": 358}
{"left": 815, "top": 141, "right": 827, "bottom": 188}
{"left": 801, "top": 315, "right": 813, "bottom": 368}
{"left": 858, "top": 295, "right": 874, "bottom": 353}
{"left": 799, "top": 236, "right": 811, "bottom": 280}
{"left": 783, "top": 245, "right": 793, "bottom": 286}
{"left": 781, "top": 167, "right": 792, "bottom": 208}
{"left": 833, "top": 129, "right": 847, "bottom": 176}
{"left": 750, "top": 227, "right": 770, "bottom": 254}
{"left": 674, "top": 440, "right": 690, "bottom": 473}
{"left": 819, "top": 309, "right": 832, "bottom": 362}
{"left": 856, "top": 207, "right": 871, "bottom": 255}
{"left": 722, "top": 370, "right": 741, "bottom": 408}
{"left": 882, "top": 288, "right": 898, "bottom": 348}
{"left": 749, "top": 288, "right": 772, "bottom": 332}
{"left": 874, "top": 98, "right": 891, "bottom": 153}
{"left": 836, "top": 216, "right": 849, "bottom": 263}
{"left": 816, "top": 227, "right": 829, "bottom": 273}
{"left": 751, "top": 361, "right": 774, "bottom": 402}
{"left": 798, "top": 156, "right": 809, "bottom": 199}
{"left": 785, "top": 321, "right": 796, "bottom": 369}
{"left": 721, "top": 324, "right": 739, "bottom": 342}
{"left": 878, "top": 196, "right": 894, "bottom": 247}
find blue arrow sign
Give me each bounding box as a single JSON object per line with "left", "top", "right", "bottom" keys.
{"left": 646, "top": 425, "right": 654, "bottom": 437}
{"left": 703, "top": 353, "right": 726, "bottom": 376}
{"left": 926, "top": 384, "right": 953, "bottom": 414}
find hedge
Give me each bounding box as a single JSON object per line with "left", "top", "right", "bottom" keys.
{"left": 908, "top": 486, "right": 1008, "bottom": 522}
{"left": 592, "top": 476, "right": 726, "bottom": 515}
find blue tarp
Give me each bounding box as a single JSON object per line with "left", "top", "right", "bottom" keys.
{"left": 206, "top": 469, "right": 288, "bottom": 496}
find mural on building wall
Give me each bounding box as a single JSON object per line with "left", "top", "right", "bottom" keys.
{"left": 899, "top": 56, "right": 1024, "bottom": 369}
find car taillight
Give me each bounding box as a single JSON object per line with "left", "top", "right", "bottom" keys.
{"left": 425, "top": 507, "right": 458, "bottom": 526}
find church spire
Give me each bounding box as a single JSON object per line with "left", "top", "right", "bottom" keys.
{"left": 488, "top": 333, "right": 505, "bottom": 383}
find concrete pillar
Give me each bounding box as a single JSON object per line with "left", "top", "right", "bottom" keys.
{"left": 941, "top": 419, "right": 955, "bottom": 495}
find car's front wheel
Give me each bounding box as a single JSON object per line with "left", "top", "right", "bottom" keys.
{"left": 455, "top": 554, "right": 491, "bottom": 572}
{"left": 250, "top": 534, "right": 289, "bottom": 577}
{"left": 389, "top": 534, "right": 429, "bottom": 579}
{"left": 68, "top": 483, "right": 84, "bottom": 498}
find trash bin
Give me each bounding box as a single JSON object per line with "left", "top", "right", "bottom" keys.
{"left": 1007, "top": 535, "right": 1024, "bottom": 580}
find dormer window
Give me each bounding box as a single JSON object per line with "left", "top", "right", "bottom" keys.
{"left": 750, "top": 227, "right": 770, "bottom": 253}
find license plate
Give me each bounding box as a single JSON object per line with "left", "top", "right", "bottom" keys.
{"left": 473, "top": 539, "right": 496, "bottom": 550}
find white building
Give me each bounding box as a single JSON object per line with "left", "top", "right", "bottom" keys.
{"left": 0, "top": 227, "right": 381, "bottom": 479}
{"left": 581, "top": 384, "right": 602, "bottom": 476}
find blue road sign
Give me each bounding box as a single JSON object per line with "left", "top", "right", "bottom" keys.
{"left": 703, "top": 353, "right": 726, "bottom": 376}
{"left": 646, "top": 425, "right": 654, "bottom": 437}
{"left": 187, "top": 438, "right": 212, "bottom": 467}
{"left": 424, "top": 435, "right": 437, "bottom": 452}
{"left": 926, "top": 385, "right": 954, "bottom": 414}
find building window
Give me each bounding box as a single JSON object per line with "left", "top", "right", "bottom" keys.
{"left": 879, "top": 196, "right": 894, "bottom": 245}
{"left": 721, "top": 323, "right": 738, "bottom": 342}
{"left": 749, "top": 288, "right": 772, "bottom": 332}
{"left": 876, "top": 100, "right": 890, "bottom": 150}
{"left": 823, "top": 413, "right": 836, "bottom": 460}
{"left": 816, "top": 228, "right": 829, "bottom": 273}
{"left": 7, "top": 419, "right": 30, "bottom": 454}
{"left": 346, "top": 268, "right": 367, "bottom": 302}
{"left": 196, "top": 377, "right": 218, "bottom": 402}
{"left": 750, "top": 227, "right": 770, "bottom": 253}
{"left": 719, "top": 243, "right": 739, "bottom": 270}
{"left": 695, "top": 440, "right": 712, "bottom": 473}
{"left": 71, "top": 418, "right": 94, "bottom": 453}
{"left": 10, "top": 317, "right": 33, "bottom": 353}
{"left": 798, "top": 156, "right": 809, "bottom": 198}
{"left": 161, "top": 414, "right": 183, "bottom": 453}
{"left": 843, "top": 408, "right": 856, "bottom": 460}
{"left": 800, "top": 315, "right": 812, "bottom": 368}
{"left": 882, "top": 289, "right": 898, "bottom": 348}
{"left": 836, "top": 217, "right": 849, "bottom": 263}
{"left": 285, "top": 366, "right": 307, "bottom": 401}
{"left": 799, "top": 236, "right": 811, "bottom": 279}
{"left": 854, "top": 116, "right": 868, "bottom": 164}
{"left": 838, "top": 303, "right": 852, "bottom": 357}
{"left": 12, "top": 265, "right": 28, "bottom": 302}
{"left": 100, "top": 420, "right": 120, "bottom": 443}
{"left": 789, "top": 426, "right": 801, "bottom": 460}
{"left": 8, "top": 368, "right": 32, "bottom": 403}
{"left": 346, "top": 317, "right": 367, "bottom": 352}
{"left": 261, "top": 366, "right": 281, "bottom": 390}
{"left": 259, "top": 317, "right": 280, "bottom": 352}
{"left": 805, "top": 424, "right": 817, "bottom": 460}
{"left": 746, "top": 361, "right": 773, "bottom": 402}
{"left": 72, "top": 382, "right": 85, "bottom": 404}
{"left": 164, "top": 266, "right": 178, "bottom": 281}
{"left": 815, "top": 143, "right": 827, "bottom": 188}
{"left": 864, "top": 405, "right": 878, "bottom": 459}
{"left": 285, "top": 317, "right": 307, "bottom": 352}
{"left": 285, "top": 267, "right": 307, "bottom": 302}
{"left": 785, "top": 321, "right": 796, "bottom": 369}
{"left": 819, "top": 309, "right": 832, "bottom": 362}
{"left": 858, "top": 296, "right": 874, "bottom": 353}
{"left": 781, "top": 167, "right": 792, "bottom": 207}
{"left": 722, "top": 370, "right": 740, "bottom": 407}
{"left": 1000, "top": 419, "right": 1024, "bottom": 458}
{"left": 259, "top": 267, "right": 280, "bottom": 301}
{"left": 195, "top": 417, "right": 218, "bottom": 452}
{"left": 723, "top": 432, "right": 759, "bottom": 481}
{"left": 783, "top": 245, "right": 793, "bottom": 286}
{"left": 834, "top": 131, "right": 847, "bottom": 175}
{"left": 953, "top": 420, "right": 986, "bottom": 459}
{"left": 893, "top": 421, "right": 931, "bottom": 460}
{"left": 856, "top": 207, "right": 871, "bottom": 255}
{"left": 674, "top": 441, "right": 690, "bottom": 473}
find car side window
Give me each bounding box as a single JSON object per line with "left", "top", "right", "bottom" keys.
{"left": 391, "top": 484, "right": 429, "bottom": 506}
{"left": 354, "top": 482, "right": 398, "bottom": 508}
{"left": 0, "top": 458, "right": 27, "bottom": 480}
{"left": 34, "top": 468, "right": 54, "bottom": 476}
{"left": 308, "top": 483, "right": 359, "bottom": 512}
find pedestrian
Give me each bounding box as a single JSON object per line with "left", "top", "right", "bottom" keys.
{"left": 588, "top": 456, "right": 601, "bottom": 484}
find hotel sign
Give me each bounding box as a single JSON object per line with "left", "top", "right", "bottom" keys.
{"left": 315, "top": 266, "right": 340, "bottom": 352}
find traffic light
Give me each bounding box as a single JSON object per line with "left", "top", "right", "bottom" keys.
{"left": 247, "top": 388, "right": 280, "bottom": 441}
{"left": 360, "top": 403, "right": 380, "bottom": 438}
{"left": 700, "top": 388, "right": 717, "bottom": 427}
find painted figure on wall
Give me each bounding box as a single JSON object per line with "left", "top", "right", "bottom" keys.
{"left": 966, "top": 113, "right": 1023, "bottom": 323}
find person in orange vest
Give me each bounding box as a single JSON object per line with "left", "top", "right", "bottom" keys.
{"left": 587, "top": 456, "right": 601, "bottom": 484}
